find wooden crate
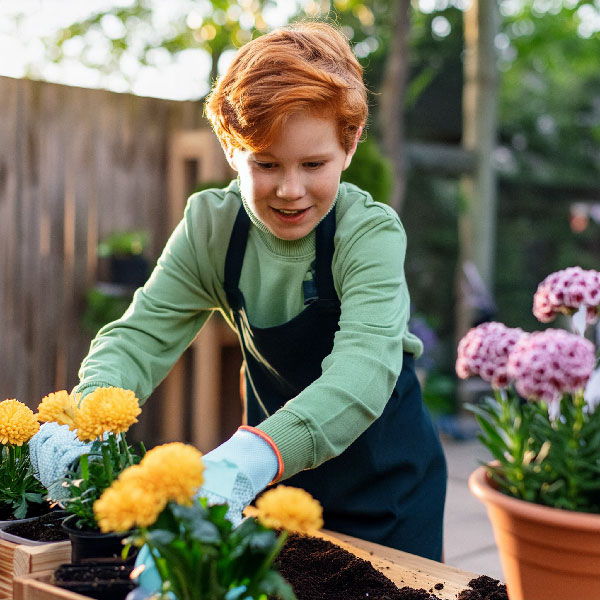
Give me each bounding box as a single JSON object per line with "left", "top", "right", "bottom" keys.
{"left": 14, "top": 530, "right": 483, "bottom": 600}
{"left": 0, "top": 540, "right": 71, "bottom": 599}
{"left": 14, "top": 571, "right": 87, "bottom": 600}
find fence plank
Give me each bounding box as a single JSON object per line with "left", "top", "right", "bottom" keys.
{"left": 0, "top": 76, "right": 205, "bottom": 424}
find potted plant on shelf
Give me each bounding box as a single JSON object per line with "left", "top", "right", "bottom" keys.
{"left": 97, "top": 230, "right": 150, "bottom": 288}
{"left": 457, "top": 266, "right": 600, "bottom": 600}
{"left": 0, "top": 399, "right": 47, "bottom": 526}
{"left": 94, "top": 444, "right": 323, "bottom": 600}
{"left": 36, "top": 387, "right": 144, "bottom": 562}
{"left": 82, "top": 230, "right": 151, "bottom": 337}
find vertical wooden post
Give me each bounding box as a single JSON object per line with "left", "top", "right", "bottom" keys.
{"left": 457, "top": 0, "right": 500, "bottom": 341}
{"left": 161, "top": 130, "right": 234, "bottom": 446}
{"left": 378, "top": 0, "right": 411, "bottom": 215}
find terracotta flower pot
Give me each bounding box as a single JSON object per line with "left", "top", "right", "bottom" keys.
{"left": 469, "top": 465, "right": 600, "bottom": 600}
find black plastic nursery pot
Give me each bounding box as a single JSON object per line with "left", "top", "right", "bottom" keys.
{"left": 109, "top": 256, "right": 149, "bottom": 287}
{"left": 61, "top": 514, "right": 132, "bottom": 563}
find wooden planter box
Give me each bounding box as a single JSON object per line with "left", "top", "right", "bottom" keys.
{"left": 14, "top": 571, "right": 87, "bottom": 600}
{"left": 0, "top": 539, "right": 71, "bottom": 599}
{"left": 14, "top": 530, "right": 480, "bottom": 600}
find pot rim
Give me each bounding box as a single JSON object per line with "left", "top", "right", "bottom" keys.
{"left": 0, "top": 528, "right": 61, "bottom": 546}
{"left": 62, "top": 513, "right": 119, "bottom": 539}
{"left": 0, "top": 515, "right": 38, "bottom": 529}
{"left": 469, "top": 464, "right": 600, "bottom": 531}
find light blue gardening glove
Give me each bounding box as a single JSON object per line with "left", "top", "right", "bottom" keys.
{"left": 29, "top": 422, "right": 91, "bottom": 499}
{"left": 131, "top": 545, "right": 164, "bottom": 600}
{"left": 198, "top": 427, "right": 279, "bottom": 525}
{"left": 129, "top": 429, "right": 280, "bottom": 599}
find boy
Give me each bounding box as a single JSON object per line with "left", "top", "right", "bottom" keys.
{"left": 33, "top": 21, "right": 447, "bottom": 561}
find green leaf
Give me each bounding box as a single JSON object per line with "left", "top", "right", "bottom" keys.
{"left": 24, "top": 492, "right": 44, "bottom": 503}
{"left": 13, "top": 499, "right": 28, "bottom": 520}
{"left": 249, "top": 531, "right": 277, "bottom": 553}
{"left": 146, "top": 529, "right": 176, "bottom": 546}
{"left": 257, "top": 571, "right": 296, "bottom": 600}
{"left": 189, "top": 519, "right": 221, "bottom": 544}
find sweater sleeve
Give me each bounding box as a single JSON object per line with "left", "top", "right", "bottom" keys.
{"left": 258, "top": 203, "right": 414, "bottom": 479}
{"left": 76, "top": 192, "right": 231, "bottom": 403}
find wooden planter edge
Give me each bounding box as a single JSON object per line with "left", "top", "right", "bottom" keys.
{"left": 14, "top": 570, "right": 89, "bottom": 600}
{"left": 0, "top": 539, "right": 71, "bottom": 599}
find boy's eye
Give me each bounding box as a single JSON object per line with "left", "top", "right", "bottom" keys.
{"left": 304, "top": 161, "right": 324, "bottom": 169}
{"left": 256, "top": 161, "right": 276, "bottom": 169}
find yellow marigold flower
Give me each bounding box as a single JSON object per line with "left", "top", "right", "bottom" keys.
{"left": 0, "top": 399, "right": 40, "bottom": 446}
{"left": 36, "top": 390, "right": 79, "bottom": 430}
{"left": 74, "top": 387, "right": 141, "bottom": 441}
{"left": 140, "top": 442, "right": 204, "bottom": 505}
{"left": 256, "top": 485, "right": 323, "bottom": 534}
{"left": 94, "top": 470, "right": 166, "bottom": 533}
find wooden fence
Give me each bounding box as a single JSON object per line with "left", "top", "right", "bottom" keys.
{"left": 0, "top": 75, "right": 238, "bottom": 447}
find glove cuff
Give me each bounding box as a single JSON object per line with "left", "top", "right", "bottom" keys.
{"left": 238, "top": 425, "right": 284, "bottom": 483}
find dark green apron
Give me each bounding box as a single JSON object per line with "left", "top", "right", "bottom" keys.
{"left": 224, "top": 203, "right": 447, "bottom": 561}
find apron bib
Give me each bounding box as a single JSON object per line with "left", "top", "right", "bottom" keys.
{"left": 224, "top": 203, "right": 447, "bottom": 561}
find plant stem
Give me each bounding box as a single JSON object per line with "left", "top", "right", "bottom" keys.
{"left": 101, "top": 444, "right": 114, "bottom": 483}
{"left": 121, "top": 432, "right": 134, "bottom": 467}
{"left": 8, "top": 445, "right": 15, "bottom": 473}
{"left": 251, "top": 530, "right": 288, "bottom": 593}
{"left": 567, "top": 392, "right": 585, "bottom": 505}
{"left": 80, "top": 454, "right": 89, "bottom": 480}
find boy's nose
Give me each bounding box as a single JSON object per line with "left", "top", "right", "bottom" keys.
{"left": 276, "top": 171, "right": 305, "bottom": 201}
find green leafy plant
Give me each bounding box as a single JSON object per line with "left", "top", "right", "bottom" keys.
{"left": 341, "top": 137, "right": 393, "bottom": 205}
{"left": 63, "top": 435, "right": 143, "bottom": 529}
{"left": 37, "top": 388, "right": 144, "bottom": 529}
{"left": 136, "top": 501, "right": 295, "bottom": 600}
{"left": 95, "top": 444, "right": 324, "bottom": 600}
{"left": 0, "top": 446, "right": 44, "bottom": 519}
{"left": 0, "top": 399, "right": 46, "bottom": 519}
{"left": 98, "top": 230, "right": 149, "bottom": 258}
{"left": 0, "top": 446, "right": 46, "bottom": 520}
{"left": 81, "top": 287, "right": 132, "bottom": 335}
{"left": 468, "top": 391, "right": 600, "bottom": 512}
{"left": 457, "top": 266, "right": 600, "bottom": 512}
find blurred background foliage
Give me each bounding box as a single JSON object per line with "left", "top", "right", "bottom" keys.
{"left": 12, "top": 0, "right": 600, "bottom": 415}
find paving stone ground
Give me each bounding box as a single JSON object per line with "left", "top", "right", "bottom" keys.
{"left": 441, "top": 428, "right": 503, "bottom": 581}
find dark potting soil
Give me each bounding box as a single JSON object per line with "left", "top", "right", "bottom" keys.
{"left": 275, "top": 535, "right": 508, "bottom": 600}
{"left": 2, "top": 510, "right": 69, "bottom": 542}
{"left": 53, "top": 561, "right": 136, "bottom": 600}
{"left": 457, "top": 575, "right": 509, "bottom": 600}
{"left": 54, "top": 562, "right": 134, "bottom": 583}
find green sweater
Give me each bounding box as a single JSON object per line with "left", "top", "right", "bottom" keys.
{"left": 77, "top": 180, "right": 423, "bottom": 479}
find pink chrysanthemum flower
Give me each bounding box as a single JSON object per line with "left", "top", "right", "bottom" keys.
{"left": 456, "top": 322, "right": 525, "bottom": 388}
{"left": 533, "top": 267, "right": 600, "bottom": 324}
{"left": 507, "top": 329, "right": 595, "bottom": 406}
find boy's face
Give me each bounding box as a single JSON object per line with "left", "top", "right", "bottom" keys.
{"left": 228, "top": 113, "right": 357, "bottom": 241}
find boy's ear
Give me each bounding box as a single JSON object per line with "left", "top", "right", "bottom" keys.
{"left": 343, "top": 125, "right": 364, "bottom": 170}
{"left": 224, "top": 146, "right": 239, "bottom": 171}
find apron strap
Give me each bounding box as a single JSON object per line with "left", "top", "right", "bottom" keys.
{"left": 314, "top": 206, "right": 337, "bottom": 301}
{"left": 224, "top": 205, "right": 251, "bottom": 310}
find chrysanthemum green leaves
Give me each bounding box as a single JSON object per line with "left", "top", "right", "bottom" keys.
{"left": 131, "top": 501, "right": 296, "bottom": 600}
{"left": 0, "top": 444, "right": 46, "bottom": 519}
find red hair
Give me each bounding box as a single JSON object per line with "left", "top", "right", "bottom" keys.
{"left": 205, "top": 21, "right": 367, "bottom": 154}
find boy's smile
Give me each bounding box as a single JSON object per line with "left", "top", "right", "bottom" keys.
{"left": 228, "top": 113, "right": 357, "bottom": 241}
